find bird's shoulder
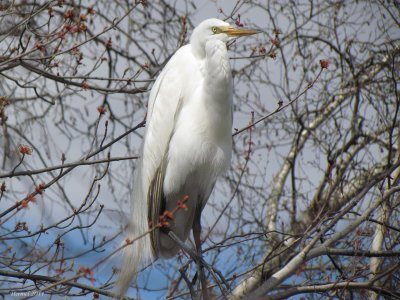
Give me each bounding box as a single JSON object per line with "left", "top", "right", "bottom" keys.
{"left": 164, "top": 44, "right": 198, "bottom": 74}
{"left": 147, "top": 44, "right": 201, "bottom": 114}
{"left": 171, "top": 44, "right": 196, "bottom": 60}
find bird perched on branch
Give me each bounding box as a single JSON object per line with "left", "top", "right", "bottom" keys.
{"left": 116, "top": 18, "right": 257, "bottom": 297}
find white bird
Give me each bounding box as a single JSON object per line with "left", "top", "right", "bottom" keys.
{"left": 116, "top": 18, "right": 257, "bottom": 297}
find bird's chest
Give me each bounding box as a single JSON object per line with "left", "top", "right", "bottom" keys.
{"left": 186, "top": 75, "right": 233, "bottom": 142}
{"left": 181, "top": 61, "right": 232, "bottom": 143}
{"left": 164, "top": 87, "right": 232, "bottom": 194}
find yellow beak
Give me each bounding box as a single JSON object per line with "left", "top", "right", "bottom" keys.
{"left": 221, "top": 26, "right": 259, "bottom": 37}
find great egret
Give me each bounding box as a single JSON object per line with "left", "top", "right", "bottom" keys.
{"left": 116, "top": 18, "right": 257, "bottom": 296}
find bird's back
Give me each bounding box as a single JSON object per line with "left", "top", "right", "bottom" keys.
{"left": 141, "top": 44, "right": 202, "bottom": 216}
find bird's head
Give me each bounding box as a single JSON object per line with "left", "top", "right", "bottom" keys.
{"left": 190, "top": 18, "right": 258, "bottom": 58}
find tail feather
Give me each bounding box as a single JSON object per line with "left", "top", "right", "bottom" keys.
{"left": 114, "top": 232, "right": 152, "bottom": 297}
{"left": 115, "top": 162, "right": 153, "bottom": 298}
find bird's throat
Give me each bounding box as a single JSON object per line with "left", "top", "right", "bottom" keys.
{"left": 204, "top": 40, "right": 232, "bottom": 85}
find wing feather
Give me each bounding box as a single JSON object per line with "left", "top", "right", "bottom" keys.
{"left": 148, "top": 156, "right": 166, "bottom": 253}
{"left": 143, "top": 45, "right": 202, "bottom": 256}
{"left": 141, "top": 45, "right": 196, "bottom": 199}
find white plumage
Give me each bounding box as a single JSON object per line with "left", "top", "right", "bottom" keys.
{"left": 116, "top": 18, "right": 257, "bottom": 296}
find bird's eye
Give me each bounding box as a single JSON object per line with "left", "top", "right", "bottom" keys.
{"left": 211, "top": 26, "right": 218, "bottom": 34}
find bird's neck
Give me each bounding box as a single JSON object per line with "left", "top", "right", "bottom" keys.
{"left": 201, "top": 40, "right": 232, "bottom": 120}
{"left": 204, "top": 40, "right": 232, "bottom": 86}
